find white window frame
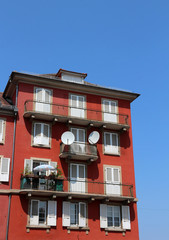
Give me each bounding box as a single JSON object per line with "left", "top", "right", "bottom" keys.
{"left": 104, "top": 132, "right": 119, "bottom": 155}
{"left": 69, "top": 94, "right": 86, "bottom": 118}
{"left": 35, "top": 87, "right": 52, "bottom": 113}
{"left": 29, "top": 200, "right": 57, "bottom": 226}
{"left": 33, "top": 122, "right": 50, "bottom": 147}
{"left": 100, "top": 204, "right": 131, "bottom": 230}
{"left": 62, "top": 201, "right": 87, "bottom": 227}
{"left": 102, "top": 99, "right": 118, "bottom": 123}
{"left": 70, "top": 163, "right": 86, "bottom": 193}
{"left": 0, "top": 156, "right": 10, "bottom": 182}
{"left": 104, "top": 165, "right": 121, "bottom": 195}
{"left": 0, "top": 118, "right": 6, "bottom": 144}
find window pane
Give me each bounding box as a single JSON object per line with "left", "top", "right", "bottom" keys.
{"left": 32, "top": 201, "right": 38, "bottom": 216}
{"left": 35, "top": 123, "right": 41, "bottom": 137}
{"left": 39, "top": 201, "right": 46, "bottom": 224}
{"left": 79, "top": 165, "right": 85, "bottom": 179}
{"left": 110, "top": 101, "right": 116, "bottom": 113}
{"left": 0, "top": 120, "right": 2, "bottom": 134}
{"left": 71, "top": 95, "right": 77, "bottom": 107}
{"left": 70, "top": 203, "right": 78, "bottom": 225}
{"left": 112, "top": 134, "right": 117, "bottom": 146}
{"left": 36, "top": 89, "right": 42, "bottom": 101}
{"left": 113, "top": 169, "right": 119, "bottom": 182}
{"left": 104, "top": 101, "right": 109, "bottom": 112}
{"left": 105, "top": 133, "right": 110, "bottom": 145}
{"left": 106, "top": 168, "right": 112, "bottom": 182}
{"left": 43, "top": 124, "right": 49, "bottom": 138}
{"left": 78, "top": 96, "right": 84, "bottom": 108}
{"left": 80, "top": 203, "right": 85, "bottom": 218}
{"left": 71, "top": 128, "right": 77, "bottom": 141}
{"left": 79, "top": 129, "right": 85, "bottom": 142}
{"left": 44, "top": 90, "right": 50, "bottom": 102}
{"left": 114, "top": 206, "right": 120, "bottom": 227}
{"left": 71, "top": 165, "right": 77, "bottom": 178}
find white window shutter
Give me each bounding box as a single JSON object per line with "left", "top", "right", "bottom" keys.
{"left": 79, "top": 202, "right": 86, "bottom": 227}
{"left": 100, "top": 204, "right": 107, "bottom": 228}
{"left": 62, "top": 202, "right": 70, "bottom": 226}
{"left": 34, "top": 123, "right": 42, "bottom": 144}
{"left": 0, "top": 158, "right": 10, "bottom": 182}
{"left": 122, "top": 206, "right": 131, "bottom": 230}
{"left": 106, "top": 167, "right": 112, "bottom": 182}
{"left": 47, "top": 201, "right": 57, "bottom": 226}
{"left": 30, "top": 200, "right": 39, "bottom": 225}
{"left": 24, "top": 159, "right": 32, "bottom": 173}
{"left": 0, "top": 120, "right": 4, "bottom": 142}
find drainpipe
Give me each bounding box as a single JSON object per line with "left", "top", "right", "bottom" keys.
{"left": 6, "top": 83, "right": 18, "bottom": 240}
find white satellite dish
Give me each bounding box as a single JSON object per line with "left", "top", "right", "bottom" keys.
{"left": 61, "top": 131, "right": 75, "bottom": 145}
{"left": 88, "top": 131, "right": 100, "bottom": 144}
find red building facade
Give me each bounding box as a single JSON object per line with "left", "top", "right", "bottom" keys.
{"left": 0, "top": 69, "right": 139, "bottom": 240}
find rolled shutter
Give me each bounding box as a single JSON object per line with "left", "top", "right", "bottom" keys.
{"left": 24, "top": 159, "right": 32, "bottom": 173}
{"left": 62, "top": 202, "right": 70, "bottom": 226}
{"left": 47, "top": 201, "right": 57, "bottom": 226}
{"left": 0, "top": 158, "right": 10, "bottom": 182}
{"left": 122, "top": 206, "right": 131, "bottom": 230}
{"left": 100, "top": 204, "right": 107, "bottom": 228}
{"left": 79, "top": 202, "right": 86, "bottom": 227}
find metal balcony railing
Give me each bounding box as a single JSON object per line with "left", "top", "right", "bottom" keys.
{"left": 20, "top": 176, "right": 133, "bottom": 198}
{"left": 60, "top": 142, "right": 98, "bottom": 161}
{"left": 24, "top": 100, "right": 129, "bottom": 127}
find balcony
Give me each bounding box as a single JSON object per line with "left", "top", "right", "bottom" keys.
{"left": 20, "top": 176, "right": 134, "bottom": 202}
{"left": 59, "top": 142, "right": 98, "bottom": 162}
{"left": 23, "top": 100, "right": 129, "bottom": 131}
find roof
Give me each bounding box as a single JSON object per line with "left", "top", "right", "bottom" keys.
{"left": 0, "top": 92, "right": 11, "bottom": 106}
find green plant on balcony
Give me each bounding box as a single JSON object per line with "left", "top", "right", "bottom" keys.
{"left": 20, "top": 165, "right": 34, "bottom": 178}
{"left": 49, "top": 166, "right": 64, "bottom": 180}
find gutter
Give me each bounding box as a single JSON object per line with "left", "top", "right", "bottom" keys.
{"left": 6, "top": 83, "right": 18, "bottom": 240}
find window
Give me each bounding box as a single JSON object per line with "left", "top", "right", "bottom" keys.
{"left": 0, "top": 157, "right": 10, "bottom": 182}
{"left": 62, "top": 201, "right": 87, "bottom": 227}
{"left": 70, "top": 163, "right": 86, "bottom": 193}
{"left": 24, "top": 159, "right": 57, "bottom": 190}
{"left": 104, "top": 132, "right": 119, "bottom": 155}
{"left": 35, "top": 88, "right": 52, "bottom": 113}
{"left": 102, "top": 99, "right": 118, "bottom": 123}
{"left": 100, "top": 204, "right": 131, "bottom": 230}
{"left": 0, "top": 119, "right": 5, "bottom": 144}
{"left": 105, "top": 166, "right": 121, "bottom": 195}
{"left": 70, "top": 94, "right": 85, "bottom": 118}
{"left": 33, "top": 123, "right": 50, "bottom": 147}
{"left": 71, "top": 128, "right": 86, "bottom": 153}
{"left": 29, "top": 200, "right": 57, "bottom": 226}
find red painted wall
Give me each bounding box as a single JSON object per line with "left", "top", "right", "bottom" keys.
{"left": 6, "top": 82, "right": 139, "bottom": 239}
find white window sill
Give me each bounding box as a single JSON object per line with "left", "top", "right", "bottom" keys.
{"left": 26, "top": 225, "right": 51, "bottom": 229}
{"left": 104, "top": 152, "right": 120, "bottom": 156}
{"left": 32, "top": 144, "right": 51, "bottom": 149}
{"left": 105, "top": 228, "right": 126, "bottom": 232}
{"left": 67, "top": 226, "right": 90, "bottom": 231}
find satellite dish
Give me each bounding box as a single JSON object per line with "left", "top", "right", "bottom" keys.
{"left": 61, "top": 131, "right": 75, "bottom": 145}
{"left": 88, "top": 131, "right": 100, "bottom": 144}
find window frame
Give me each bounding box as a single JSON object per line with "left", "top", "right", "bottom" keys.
{"left": 103, "top": 131, "right": 120, "bottom": 155}
{"left": 28, "top": 199, "right": 57, "bottom": 227}
{"left": 101, "top": 98, "right": 118, "bottom": 123}
{"left": 0, "top": 118, "right": 6, "bottom": 144}
{"left": 34, "top": 87, "right": 53, "bottom": 113}
{"left": 69, "top": 93, "right": 86, "bottom": 118}
{"left": 32, "top": 122, "right": 51, "bottom": 148}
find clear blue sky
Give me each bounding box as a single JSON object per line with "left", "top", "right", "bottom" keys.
{"left": 1, "top": 1, "right": 169, "bottom": 239}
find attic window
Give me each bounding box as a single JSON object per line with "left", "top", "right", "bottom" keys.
{"left": 61, "top": 73, "right": 84, "bottom": 84}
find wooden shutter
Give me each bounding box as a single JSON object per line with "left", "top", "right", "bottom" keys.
{"left": 122, "top": 206, "right": 131, "bottom": 230}
{"left": 0, "top": 158, "right": 10, "bottom": 182}
{"left": 0, "top": 120, "right": 4, "bottom": 142}
{"left": 100, "top": 204, "right": 107, "bottom": 228}
{"left": 47, "top": 201, "right": 57, "bottom": 226}
{"left": 62, "top": 202, "right": 70, "bottom": 226}
{"left": 79, "top": 202, "right": 86, "bottom": 227}
{"left": 30, "top": 200, "right": 39, "bottom": 225}
{"left": 24, "top": 159, "right": 32, "bottom": 173}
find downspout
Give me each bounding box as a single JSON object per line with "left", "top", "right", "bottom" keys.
{"left": 6, "top": 83, "right": 18, "bottom": 240}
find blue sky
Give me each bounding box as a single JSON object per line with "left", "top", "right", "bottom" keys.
{"left": 1, "top": 1, "right": 169, "bottom": 239}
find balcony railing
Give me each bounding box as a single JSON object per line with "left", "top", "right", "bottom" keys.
{"left": 20, "top": 176, "right": 133, "bottom": 200}
{"left": 60, "top": 142, "right": 98, "bottom": 161}
{"left": 24, "top": 100, "right": 129, "bottom": 131}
